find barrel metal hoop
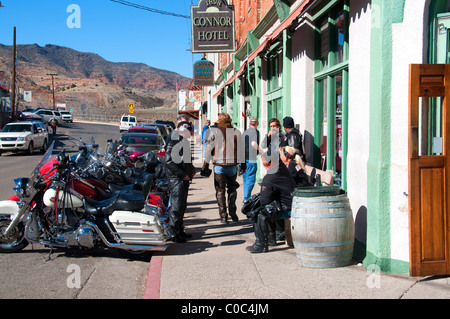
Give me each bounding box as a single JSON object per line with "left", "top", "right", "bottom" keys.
{"left": 293, "top": 239, "right": 354, "bottom": 248}
{"left": 293, "top": 195, "right": 349, "bottom": 203}
{"left": 296, "top": 254, "right": 353, "bottom": 263}
{"left": 295, "top": 249, "right": 354, "bottom": 257}
{"left": 291, "top": 210, "right": 353, "bottom": 219}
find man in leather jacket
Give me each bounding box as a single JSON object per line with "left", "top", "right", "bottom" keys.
{"left": 283, "top": 116, "right": 306, "bottom": 163}
{"left": 165, "top": 121, "right": 194, "bottom": 243}
{"left": 203, "top": 113, "right": 246, "bottom": 223}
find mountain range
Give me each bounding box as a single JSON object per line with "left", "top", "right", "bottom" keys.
{"left": 0, "top": 43, "right": 192, "bottom": 114}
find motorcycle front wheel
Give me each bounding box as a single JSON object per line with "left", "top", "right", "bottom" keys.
{"left": 0, "top": 219, "right": 28, "bottom": 253}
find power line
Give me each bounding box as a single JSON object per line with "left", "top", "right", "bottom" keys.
{"left": 110, "top": 0, "right": 190, "bottom": 19}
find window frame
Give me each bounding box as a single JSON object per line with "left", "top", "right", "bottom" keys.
{"left": 313, "top": 0, "right": 349, "bottom": 189}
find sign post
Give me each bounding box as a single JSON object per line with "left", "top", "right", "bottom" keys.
{"left": 191, "top": 0, "right": 235, "bottom": 53}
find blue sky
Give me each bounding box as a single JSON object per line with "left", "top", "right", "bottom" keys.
{"left": 0, "top": 0, "right": 201, "bottom": 78}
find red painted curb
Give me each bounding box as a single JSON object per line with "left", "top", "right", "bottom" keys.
{"left": 144, "top": 256, "right": 163, "bottom": 299}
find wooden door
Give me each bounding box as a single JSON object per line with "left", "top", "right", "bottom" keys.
{"left": 409, "top": 64, "right": 450, "bottom": 276}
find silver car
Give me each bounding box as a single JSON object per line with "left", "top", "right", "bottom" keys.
{"left": 59, "top": 110, "right": 73, "bottom": 123}
{"left": 0, "top": 121, "right": 49, "bottom": 156}
{"left": 25, "top": 109, "right": 63, "bottom": 125}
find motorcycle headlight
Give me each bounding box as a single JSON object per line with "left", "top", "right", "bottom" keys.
{"left": 14, "top": 177, "right": 29, "bottom": 196}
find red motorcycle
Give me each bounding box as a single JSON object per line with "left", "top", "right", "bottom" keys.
{"left": 0, "top": 142, "right": 170, "bottom": 259}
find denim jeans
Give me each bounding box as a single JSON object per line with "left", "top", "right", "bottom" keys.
{"left": 214, "top": 165, "right": 238, "bottom": 176}
{"left": 242, "top": 161, "right": 257, "bottom": 201}
{"left": 202, "top": 142, "right": 207, "bottom": 159}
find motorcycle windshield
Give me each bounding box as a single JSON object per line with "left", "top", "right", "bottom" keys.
{"left": 29, "top": 141, "right": 55, "bottom": 180}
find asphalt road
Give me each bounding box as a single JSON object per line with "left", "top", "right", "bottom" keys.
{"left": 0, "top": 121, "right": 151, "bottom": 299}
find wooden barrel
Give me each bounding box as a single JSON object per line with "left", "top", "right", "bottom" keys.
{"left": 291, "top": 188, "right": 355, "bottom": 268}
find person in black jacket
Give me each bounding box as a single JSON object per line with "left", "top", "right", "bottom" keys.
{"left": 280, "top": 145, "right": 312, "bottom": 187}
{"left": 282, "top": 116, "right": 306, "bottom": 163}
{"left": 246, "top": 154, "right": 297, "bottom": 253}
{"left": 165, "top": 121, "right": 194, "bottom": 243}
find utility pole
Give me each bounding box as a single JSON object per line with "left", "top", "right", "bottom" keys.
{"left": 47, "top": 73, "right": 58, "bottom": 109}
{"left": 11, "top": 27, "right": 16, "bottom": 121}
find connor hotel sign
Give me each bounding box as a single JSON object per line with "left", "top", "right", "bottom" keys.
{"left": 191, "top": 0, "right": 235, "bottom": 53}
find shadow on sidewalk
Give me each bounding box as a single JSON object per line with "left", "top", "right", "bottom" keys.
{"left": 162, "top": 240, "right": 218, "bottom": 256}
{"left": 163, "top": 216, "right": 254, "bottom": 256}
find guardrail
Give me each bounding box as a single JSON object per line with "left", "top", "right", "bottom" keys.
{"left": 73, "top": 113, "right": 160, "bottom": 124}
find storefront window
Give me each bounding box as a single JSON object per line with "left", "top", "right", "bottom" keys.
{"left": 319, "top": 78, "right": 328, "bottom": 170}
{"left": 268, "top": 98, "right": 283, "bottom": 121}
{"left": 314, "top": 0, "right": 349, "bottom": 188}
{"left": 336, "top": 11, "right": 345, "bottom": 64}
{"left": 320, "top": 16, "right": 329, "bottom": 70}
{"left": 267, "top": 48, "right": 283, "bottom": 92}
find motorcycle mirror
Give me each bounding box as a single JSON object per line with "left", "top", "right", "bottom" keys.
{"left": 95, "top": 167, "right": 105, "bottom": 178}
{"left": 58, "top": 150, "right": 68, "bottom": 164}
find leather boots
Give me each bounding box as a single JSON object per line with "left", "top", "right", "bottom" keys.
{"left": 214, "top": 173, "right": 239, "bottom": 223}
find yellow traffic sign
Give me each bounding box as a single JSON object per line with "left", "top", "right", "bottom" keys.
{"left": 128, "top": 103, "right": 135, "bottom": 114}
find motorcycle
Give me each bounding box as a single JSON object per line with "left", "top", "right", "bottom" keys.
{"left": 0, "top": 142, "right": 170, "bottom": 259}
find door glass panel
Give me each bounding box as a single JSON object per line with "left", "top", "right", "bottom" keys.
{"left": 437, "top": 13, "right": 450, "bottom": 63}
{"left": 418, "top": 96, "right": 443, "bottom": 156}
{"left": 319, "top": 78, "right": 328, "bottom": 170}
{"left": 335, "top": 75, "right": 343, "bottom": 173}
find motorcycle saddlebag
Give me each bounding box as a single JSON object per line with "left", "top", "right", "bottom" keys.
{"left": 109, "top": 211, "right": 166, "bottom": 246}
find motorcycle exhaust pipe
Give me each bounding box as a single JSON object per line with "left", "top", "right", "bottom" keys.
{"left": 86, "top": 222, "right": 169, "bottom": 252}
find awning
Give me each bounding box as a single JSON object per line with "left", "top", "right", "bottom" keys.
{"left": 178, "top": 110, "right": 199, "bottom": 120}
{"left": 213, "top": 0, "right": 315, "bottom": 99}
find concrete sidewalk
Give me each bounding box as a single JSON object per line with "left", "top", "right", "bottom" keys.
{"left": 149, "top": 171, "right": 450, "bottom": 300}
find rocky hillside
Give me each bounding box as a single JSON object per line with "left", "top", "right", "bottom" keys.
{"left": 0, "top": 44, "right": 191, "bottom": 116}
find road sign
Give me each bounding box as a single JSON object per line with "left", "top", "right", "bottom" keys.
{"left": 128, "top": 103, "right": 135, "bottom": 114}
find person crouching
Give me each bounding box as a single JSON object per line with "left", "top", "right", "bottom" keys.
{"left": 246, "top": 151, "right": 297, "bottom": 253}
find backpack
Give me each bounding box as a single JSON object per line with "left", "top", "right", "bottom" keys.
{"left": 241, "top": 193, "right": 283, "bottom": 222}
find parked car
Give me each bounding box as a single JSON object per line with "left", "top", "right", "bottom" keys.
{"left": 17, "top": 112, "right": 49, "bottom": 131}
{"left": 128, "top": 124, "right": 160, "bottom": 135}
{"left": 52, "top": 110, "right": 63, "bottom": 123}
{"left": 59, "top": 110, "right": 73, "bottom": 123}
{"left": 119, "top": 114, "right": 137, "bottom": 132}
{"left": 155, "top": 120, "right": 175, "bottom": 130}
{"left": 120, "top": 132, "right": 164, "bottom": 154}
{"left": 129, "top": 124, "right": 167, "bottom": 147}
{"left": 24, "top": 109, "right": 63, "bottom": 124}
{"left": 0, "top": 121, "right": 49, "bottom": 156}
{"left": 150, "top": 123, "right": 172, "bottom": 142}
